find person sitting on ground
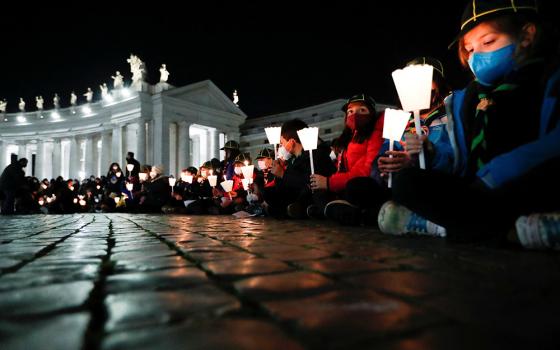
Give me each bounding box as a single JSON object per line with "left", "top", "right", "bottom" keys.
{"left": 309, "top": 94, "right": 385, "bottom": 224}
{"left": 380, "top": 0, "right": 560, "bottom": 245}
{"left": 264, "top": 118, "right": 336, "bottom": 219}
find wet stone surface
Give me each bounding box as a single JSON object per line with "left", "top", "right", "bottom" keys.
{"left": 0, "top": 214, "right": 560, "bottom": 350}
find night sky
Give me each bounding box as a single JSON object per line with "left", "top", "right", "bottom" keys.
{"left": 0, "top": 2, "right": 556, "bottom": 117}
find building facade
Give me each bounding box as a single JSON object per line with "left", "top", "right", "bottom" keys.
{"left": 0, "top": 80, "right": 247, "bottom": 179}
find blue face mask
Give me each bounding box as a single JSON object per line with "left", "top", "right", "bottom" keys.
{"left": 468, "top": 44, "right": 516, "bottom": 86}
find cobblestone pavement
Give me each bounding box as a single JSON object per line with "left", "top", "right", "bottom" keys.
{"left": 1, "top": 214, "right": 560, "bottom": 350}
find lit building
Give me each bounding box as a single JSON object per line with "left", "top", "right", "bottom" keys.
{"left": 0, "top": 80, "right": 247, "bottom": 178}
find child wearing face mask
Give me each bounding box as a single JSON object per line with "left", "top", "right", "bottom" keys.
{"left": 381, "top": 0, "right": 560, "bottom": 245}
{"left": 309, "top": 94, "right": 384, "bottom": 224}
{"left": 265, "top": 119, "right": 336, "bottom": 219}
{"left": 254, "top": 148, "right": 276, "bottom": 188}
{"left": 216, "top": 152, "right": 252, "bottom": 214}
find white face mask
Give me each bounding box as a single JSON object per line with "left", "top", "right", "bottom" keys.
{"left": 258, "top": 160, "right": 267, "bottom": 170}
{"left": 234, "top": 167, "right": 243, "bottom": 175}
{"left": 329, "top": 150, "right": 337, "bottom": 161}
{"left": 278, "top": 146, "right": 292, "bottom": 161}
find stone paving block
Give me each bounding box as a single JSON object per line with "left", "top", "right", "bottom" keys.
{"left": 105, "top": 284, "right": 241, "bottom": 331}
{"left": 0, "top": 313, "right": 90, "bottom": 350}
{"left": 234, "top": 271, "right": 337, "bottom": 300}
{"left": 102, "top": 318, "right": 305, "bottom": 350}
{"left": 0, "top": 281, "right": 94, "bottom": 317}
{"left": 111, "top": 250, "right": 176, "bottom": 261}
{"left": 296, "top": 257, "right": 395, "bottom": 276}
{"left": 106, "top": 267, "right": 209, "bottom": 293}
{"left": 202, "top": 258, "right": 295, "bottom": 280}
{"left": 261, "top": 289, "right": 443, "bottom": 348}
{"left": 186, "top": 249, "right": 257, "bottom": 263}
{"left": 114, "top": 255, "right": 195, "bottom": 272}
{"left": 343, "top": 271, "right": 451, "bottom": 298}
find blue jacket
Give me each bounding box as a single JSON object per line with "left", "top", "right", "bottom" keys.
{"left": 445, "top": 69, "right": 560, "bottom": 189}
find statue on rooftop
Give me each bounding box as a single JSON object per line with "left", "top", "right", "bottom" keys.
{"left": 84, "top": 87, "right": 93, "bottom": 103}
{"left": 127, "top": 54, "right": 145, "bottom": 84}
{"left": 100, "top": 83, "right": 110, "bottom": 99}
{"left": 18, "top": 98, "right": 25, "bottom": 112}
{"left": 53, "top": 93, "right": 60, "bottom": 109}
{"left": 36, "top": 96, "right": 44, "bottom": 110}
{"left": 70, "top": 92, "right": 77, "bottom": 106}
{"left": 159, "top": 64, "right": 170, "bottom": 83}
{"left": 111, "top": 71, "right": 124, "bottom": 89}
{"left": 233, "top": 90, "right": 239, "bottom": 107}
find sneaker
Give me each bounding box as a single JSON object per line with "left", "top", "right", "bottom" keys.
{"left": 287, "top": 202, "right": 306, "bottom": 219}
{"left": 324, "top": 200, "right": 361, "bottom": 226}
{"left": 515, "top": 212, "right": 560, "bottom": 250}
{"left": 378, "top": 201, "right": 446, "bottom": 237}
{"left": 306, "top": 204, "right": 324, "bottom": 219}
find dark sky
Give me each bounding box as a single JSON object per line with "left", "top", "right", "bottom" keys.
{"left": 0, "top": 2, "right": 556, "bottom": 117}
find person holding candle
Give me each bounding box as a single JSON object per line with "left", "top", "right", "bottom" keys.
{"left": 362, "top": 58, "right": 455, "bottom": 227}
{"left": 309, "top": 94, "right": 385, "bottom": 224}
{"left": 377, "top": 57, "right": 453, "bottom": 179}
{"left": 125, "top": 151, "right": 141, "bottom": 178}
{"left": 220, "top": 140, "right": 241, "bottom": 181}
{"left": 214, "top": 152, "right": 252, "bottom": 214}
{"left": 265, "top": 119, "right": 335, "bottom": 219}
{"left": 137, "top": 164, "right": 171, "bottom": 213}
{"left": 382, "top": 0, "right": 560, "bottom": 244}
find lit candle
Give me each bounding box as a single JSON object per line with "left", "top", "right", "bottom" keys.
{"left": 265, "top": 126, "right": 282, "bottom": 159}
{"left": 297, "top": 127, "right": 319, "bottom": 174}
{"left": 392, "top": 64, "right": 433, "bottom": 169}
{"left": 382, "top": 108, "right": 412, "bottom": 188}
{"left": 220, "top": 179, "right": 234, "bottom": 200}
{"left": 208, "top": 175, "right": 217, "bottom": 187}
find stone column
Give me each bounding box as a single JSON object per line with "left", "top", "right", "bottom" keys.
{"left": 68, "top": 137, "right": 80, "bottom": 179}
{"left": 17, "top": 142, "right": 27, "bottom": 175}
{"left": 136, "top": 120, "right": 146, "bottom": 165}
{"left": 100, "top": 131, "right": 112, "bottom": 175}
{"left": 17, "top": 142, "right": 26, "bottom": 160}
{"left": 52, "top": 139, "right": 62, "bottom": 178}
{"left": 35, "top": 140, "right": 44, "bottom": 179}
{"left": 210, "top": 129, "right": 220, "bottom": 160}
{"left": 112, "top": 125, "right": 123, "bottom": 166}
{"left": 92, "top": 135, "right": 100, "bottom": 177}
{"left": 84, "top": 136, "right": 94, "bottom": 178}
{"left": 0, "top": 139, "right": 5, "bottom": 169}
{"left": 177, "top": 121, "right": 191, "bottom": 172}
{"left": 125, "top": 123, "right": 138, "bottom": 159}
{"left": 152, "top": 115, "right": 170, "bottom": 172}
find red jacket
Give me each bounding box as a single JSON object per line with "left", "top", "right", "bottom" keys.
{"left": 329, "top": 115, "right": 384, "bottom": 193}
